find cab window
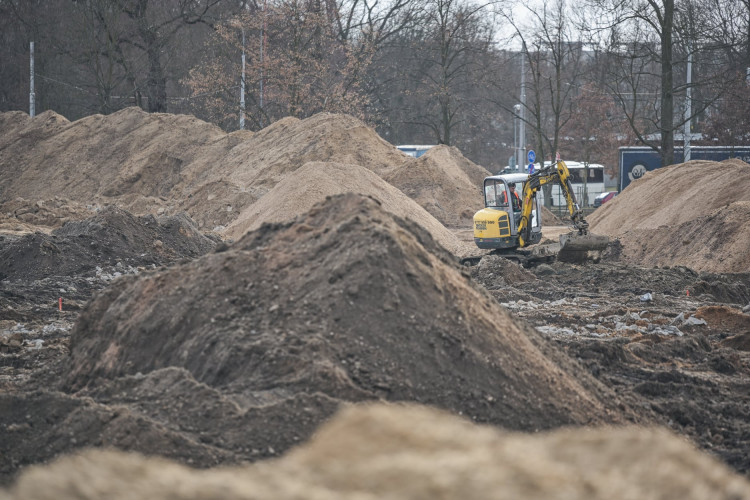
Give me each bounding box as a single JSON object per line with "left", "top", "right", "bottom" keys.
{"left": 484, "top": 179, "right": 507, "bottom": 208}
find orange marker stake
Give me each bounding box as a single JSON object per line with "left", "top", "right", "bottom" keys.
{"left": 59, "top": 297, "right": 63, "bottom": 311}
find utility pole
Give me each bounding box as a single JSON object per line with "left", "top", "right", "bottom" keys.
{"left": 259, "top": 0, "right": 266, "bottom": 127}
{"left": 684, "top": 48, "right": 692, "bottom": 162}
{"left": 29, "top": 42, "right": 35, "bottom": 118}
{"left": 519, "top": 45, "right": 526, "bottom": 170}
{"left": 514, "top": 104, "right": 521, "bottom": 171}
{"left": 240, "top": 28, "right": 246, "bottom": 130}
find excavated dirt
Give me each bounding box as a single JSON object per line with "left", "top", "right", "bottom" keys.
{"left": 0, "top": 110, "right": 410, "bottom": 233}
{"left": 3, "top": 109, "right": 750, "bottom": 494}
{"left": 589, "top": 158, "right": 750, "bottom": 272}
{"left": 1, "top": 194, "right": 633, "bottom": 485}
{"left": 0, "top": 206, "right": 218, "bottom": 282}
{"left": 5, "top": 404, "right": 750, "bottom": 500}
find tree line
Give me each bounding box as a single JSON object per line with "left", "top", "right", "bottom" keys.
{"left": 1, "top": 0, "right": 748, "bottom": 174}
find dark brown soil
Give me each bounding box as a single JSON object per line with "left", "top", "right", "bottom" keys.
{"left": 482, "top": 258, "right": 750, "bottom": 475}
{"left": 0, "top": 206, "right": 218, "bottom": 281}
{"left": 1, "top": 194, "right": 632, "bottom": 485}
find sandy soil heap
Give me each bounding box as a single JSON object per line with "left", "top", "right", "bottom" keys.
{"left": 384, "top": 145, "right": 490, "bottom": 227}
{"left": 5, "top": 403, "right": 750, "bottom": 500}
{"left": 0, "top": 110, "right": 422, "bottom": 239}
{"left": 589, "top": 159, "right": 750, "bottom": 272}
{"left": 224, "top": 161, "right": 471, "bottom": 256}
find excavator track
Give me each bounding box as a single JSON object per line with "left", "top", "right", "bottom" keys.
{"left": 460, "top": 245, "right": 558, "bottom": 268}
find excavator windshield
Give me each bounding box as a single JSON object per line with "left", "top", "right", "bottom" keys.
{"left": 484, "top": 179, "right": 509, "bottom": 208}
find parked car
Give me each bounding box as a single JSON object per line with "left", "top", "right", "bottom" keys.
{"left": 593, "top": 191, "right": 617, "bottom": 208}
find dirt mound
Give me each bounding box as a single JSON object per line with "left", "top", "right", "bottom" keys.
{"left": 0, "top": 110, "right": 410, "bottom": 237}
{"left": 224, "top": 161, "right": 471, "bottom": 256}
{"left": 9, "top": 194, "right": 622, "bottom": 476}
{"left": 0, "top": 111, "right": 70, "bottom": 154}
{"left": 0, "top": 110, "right": 500, "bottom": 250}
{"left": 471, "top": 255, "right": 537, "bottom": 289}
{"left": 164, "top": 113, "right": 410, "bottom": 231}
{"left": 0, "top": 111, "right": 35, "bottom": 142}
{"left": 692, "top": 305, "right": 750, "bottom": 331}
{"left": 66, "top": 194, "right": 617, "bottom": 426}
{"left": 0, "top": 389, "right": 235, "bottom": 473}
{"left": 603, "top": 201, "right": 750, "bottom": 273}
{"left": 384, "top": 145, "right": 490, "bottom": 227}
{"left": 0, "top": 206, "right": 217, "bottom": 281}
{"left": 214, "top": 113, "right": 407, "bottom": 187}
{"left": 589, "top": 159, "right": 750, "bottom": 272}
{"left": 589, "top": 159, "right": 750, "bottom": 234}
{"left": 0, "top": 108, "right": 227, "bottom": 216}
{"left": 6, "top": 403, "right": 750, "bottom": 500}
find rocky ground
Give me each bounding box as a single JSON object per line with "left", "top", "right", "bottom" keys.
{"left": 471, "top": 253, "right": 750, "bottom": 475}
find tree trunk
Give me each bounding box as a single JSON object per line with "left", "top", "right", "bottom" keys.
{"left": 659, "top": 0, "right": 675, "bottom": 166}
{"left": 143, "top": 30, "right": 167, "bottom": 112}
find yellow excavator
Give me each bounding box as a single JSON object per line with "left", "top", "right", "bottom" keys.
{"left": 465, "top": 160, "right": 609, "bottom": 266}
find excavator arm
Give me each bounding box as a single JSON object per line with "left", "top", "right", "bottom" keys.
{"left": 517, "top": 161, "right": 608, "bottom": 261}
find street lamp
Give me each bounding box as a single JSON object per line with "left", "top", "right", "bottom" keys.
{"left": 514, "top": 104, "right": 521, "bottom": 171}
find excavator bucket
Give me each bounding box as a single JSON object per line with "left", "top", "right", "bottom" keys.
{"left": 558, "top": 232, "right": 609, "bottom": 263}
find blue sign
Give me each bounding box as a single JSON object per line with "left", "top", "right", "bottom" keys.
{"left": 527, "top": 150, "right": 536, "bottom": 164}
{"left": 528, "top": 163, "right": 535, "bottom": 174}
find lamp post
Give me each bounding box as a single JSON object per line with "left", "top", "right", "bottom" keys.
{"left": 519, "top": 44, "right": 527, "bottom": 171}
{"left": 514, "top": 104, "right": 521, "bottom": 171}
{"left": 240, "top": 28, "right": 246, "bottom": 130}
{"left": 29, "top": 42, "right": 35, "bottom": 118}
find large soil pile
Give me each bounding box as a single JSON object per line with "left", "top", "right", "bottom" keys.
{"left": 384, "top": 145, "right": 490, "bottom": 227}
{"left": 0, "top": 109, "right": 228, "bottom": 216}
{"left": 0, "top": 194, "right": 628, "bottom": 481}
{"left": 0, "top": 110, "right": 426, "bottom": 239}
{"left": 66, "top": 194, "right": 620, "bottom": 425}
{"left": 5, "top": 403, "right": 750, "bottom": 500}
{"left": 589, "top": 159, "right": 750, "bottom": 272}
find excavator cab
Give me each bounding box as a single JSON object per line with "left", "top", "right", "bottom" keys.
{"left": 474, "top": 174, "right": 542, "bottom": 250}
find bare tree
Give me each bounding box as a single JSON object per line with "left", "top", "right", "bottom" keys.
{"left": 560, "top": 82, "right": 631, "bottom": 182}
{"left": 107, "top": 0, "right": 230, "bottom": 112}
{"left": 583, "top": 0, "right": 741, "bottom": 166}
{"left": 386, "top": 0, "right": 498, "bottom": 146}
{"left": 186, "top": 0, "right": 373, "bottom": 129}
{"left": 489, "top": 0, "right": 589, "bottom": 204}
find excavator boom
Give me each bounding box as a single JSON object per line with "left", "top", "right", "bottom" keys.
{"left": 518, "top": 161, "right": 608, "bottom": 262}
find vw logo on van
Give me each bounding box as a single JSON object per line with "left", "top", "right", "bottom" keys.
{"left": 628, "top": 164, "right": 647, "bottom": 181}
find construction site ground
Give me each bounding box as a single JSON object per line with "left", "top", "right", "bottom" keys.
{"left": 1, "top": 109, "right": 749, "bottom": 498}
